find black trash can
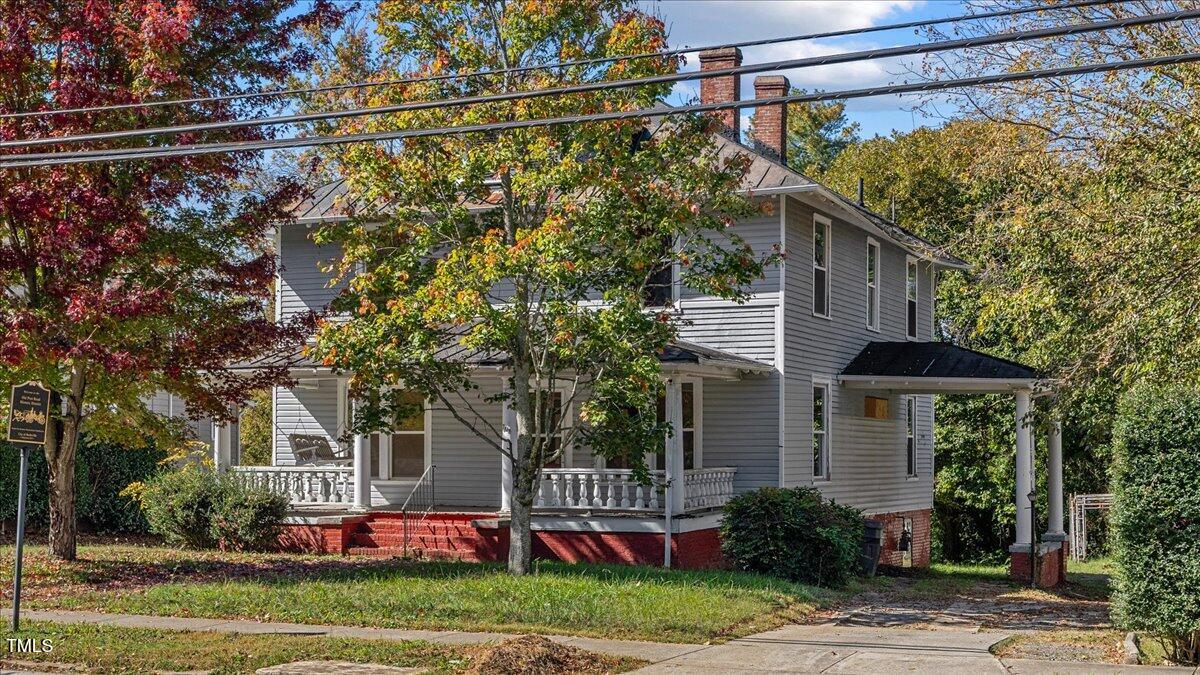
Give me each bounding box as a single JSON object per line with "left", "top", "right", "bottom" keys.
{"left": 860, "top": 519, "right": 884, "bottom": 577}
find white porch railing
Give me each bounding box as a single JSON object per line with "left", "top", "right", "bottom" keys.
{"left": 534, "top": 467, "right": 736, "bottom": 513}
{"left": 684, "top": 467, "right": 737, "bottom": 511}
{"left": 230, "top": 466, "right": 355, "bottom": 505}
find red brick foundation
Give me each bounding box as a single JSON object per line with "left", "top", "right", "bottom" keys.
{"left": 1010, "top": 540, "right": 1067, "bottom": 587}
{"left": 275, "top": 514, "right": 725, "bottom": 569}
{"left": 869, "top": 509, "right": 932, "bottom": 569}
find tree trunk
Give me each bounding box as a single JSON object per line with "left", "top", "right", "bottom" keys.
{"left": 508, "top": 463, "right": 534, "bottom": 575}
{"left": 45, "top": 360, "right": 87, "bottom": 561}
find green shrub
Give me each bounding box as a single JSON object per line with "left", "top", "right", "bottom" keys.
{"left": 720, "top": 487, "right": 864, "bottom": 587}
{"left": 1111, "top": 383, "right": 1200, "bottom": 665}
{"left": 139, "top": 467, "right": 223, "bottom": 548}
{"left": 1, "top": 436, "right": 165, "bottom": 534}
{"left": 138, "top": 468, "right": 287, "bottom": 551}
{"left": 210, "top": 480, "right": 288, "bottom": 552}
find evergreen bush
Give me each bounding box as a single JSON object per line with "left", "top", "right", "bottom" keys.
{"left": 720, "top": 486, "right": 864, "bottom": 587}
{"left": 1111, "top": 383, "right": 1200, "bottom": 665}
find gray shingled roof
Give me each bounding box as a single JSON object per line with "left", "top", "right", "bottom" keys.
{"left": 287, "top": 114, "right": 964, "bottom": 268}
{"left": 841, "top": 342, "right": 1040, "bottom": 381}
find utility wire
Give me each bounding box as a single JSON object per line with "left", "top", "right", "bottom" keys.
{"left": 0, "top": 0, "right": 1124, "bottom": 121}
{"left": 4, "top": 5, "right": 1190, "bottom": 150}
{"left": 4, "top": 52, "right": 1196, "bottom": 169}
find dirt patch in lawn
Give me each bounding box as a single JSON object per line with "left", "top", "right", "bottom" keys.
{"left": 993, "top": 630, "right": 1127, "bottom": 664}
{"left": 468, "top": 635, "right": 642, "bottom": 674}
{"left": 812, "top": 573, "right": 1111, "bottom": 632}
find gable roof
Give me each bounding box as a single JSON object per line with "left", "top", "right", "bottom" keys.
{"left": 841, "top": 341, "right": 1040, "bottom": 381}
{"left": 287, "top": 113, "right": 966, "bottom": 269}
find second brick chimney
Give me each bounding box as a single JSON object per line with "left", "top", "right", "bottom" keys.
{"left": 698, "top": 47, "right": 742, "bottom": 134}
{"left": 751, "top": 75, "right": 790, "bottom": 165}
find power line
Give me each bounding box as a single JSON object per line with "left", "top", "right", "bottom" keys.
{"left": 5, "top": 5, "right": 1191, "bottom": 150}
{"left": 4, "top": 52, "right": 1195, "bottom": 169}
{"left": 0, "top": 0, "right": 1124, "bottom": 122}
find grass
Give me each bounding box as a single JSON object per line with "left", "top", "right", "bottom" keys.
{"left": 1, "top": 620, "right": 469, "bottom": 674}
{"left": 2, "top": 542, "right": 827, "bottom": 644}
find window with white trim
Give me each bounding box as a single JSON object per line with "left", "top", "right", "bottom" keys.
{"left": 537, "top": 391, "right": 569, "bottom": 468}
{"left": 813, "top": 215, "right": 831, "bottom": 317}
{"left": 866, "top": 239, "right": 880, "bottom": 331}
{"left": 370, "top": 389, "right": 428, "bottom": 479}
{"left": 906, "top": 257, "right": 919, "bottom": 339}
{"left": 653, "top": 380, "right": 701, "bottom": 470}
{"left": 812, "top": 382, "right": 830, "bottom": 480}
{"left": 905, "top": 396, "right": 917, "bottom": 478}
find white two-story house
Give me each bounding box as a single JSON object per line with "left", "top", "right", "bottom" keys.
{"left": 212, "top": 48, "right": 1066, "bottom": 579}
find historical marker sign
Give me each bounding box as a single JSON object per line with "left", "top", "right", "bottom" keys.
{"left": 8, "top": 381, "right": 51, "bottom": 445}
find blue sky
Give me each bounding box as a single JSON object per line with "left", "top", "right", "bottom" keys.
{"left": 647, "top": 0, "right": 959, "bottom": 138}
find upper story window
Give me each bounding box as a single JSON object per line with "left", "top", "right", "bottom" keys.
{"left": 813, "top": 215, "right": 831, "bottom": 317}
{"left": 812, "top": 381, "right": 830, "bottom": 480}
{"left": 906, "top": 257, "right": 919, "bottom": 339}
{"left": 905, "top": 396, "right": 917, "bottom": 478}
{"left": 866, "top": 239, "right": 880, "bottom": 331}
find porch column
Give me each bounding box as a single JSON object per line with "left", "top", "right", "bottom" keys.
{"left": 501, "top": 394, "right": 516, "bottom": 512}
{"left": 665, "top": 378, "right": 686, "bottom": 514}
{"left": 1045, "top": 420, "right": 1066, "bottom": 541}
{"left": 212, "top": 421, "right": 231, "bottom": 473}
{"left": 352, "top": 432, "right": 371, "bottom": 510}
{"left": 1013, "top": 389, "right": 1034, "bottom": 550}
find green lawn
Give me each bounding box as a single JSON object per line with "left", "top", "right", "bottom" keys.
{"left": 3, "top": 543, "right": 825, "bottom": 644}
{"left": 2, "top": 621, "right": 469, "bottom": 674}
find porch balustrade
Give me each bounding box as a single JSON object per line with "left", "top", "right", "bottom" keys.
{"left": 231, "top": 466, "right": 355, "bottom": 505}
{"left": 534, "top": 467, "right": 736, "bottom": 513}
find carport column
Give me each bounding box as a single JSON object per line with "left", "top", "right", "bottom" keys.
{"left": 1013, "top": 389, "right": 1034, "bottom": 550}
{"left": 1045, "top": 420, "right": 1066, "bottom": 540}
{"left": 501, "top": 392, "right": 516, "bottom": 513}
{"left": 352, "top": 398, "right": 371, "bottom": 511}
{"left": 212, "top": 421, "right": 231, "bottom": 473}
{"left": 665, "top": 378, "right": 686, "bottom": 514}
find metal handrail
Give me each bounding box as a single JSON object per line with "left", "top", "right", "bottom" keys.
{"left": 400, "top": 464, "right": 437, "bottom": 556}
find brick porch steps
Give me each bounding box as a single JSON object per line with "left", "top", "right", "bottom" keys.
{"left": 344, "top": 546, "right": 482, "bottom": 561}
{"left": 343, "top": 512, "right": 493, "bottom": 560}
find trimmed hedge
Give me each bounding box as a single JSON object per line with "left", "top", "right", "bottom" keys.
{"left": 0, "top": 436, "right": 165, "bottom": 534}
{"left": 1111, "top": 383, "right": 1200, "bottom": 665}
{"left": 720, "top": 486, "right": 864, "bottom": 587}
{"left": 138, "top": 468, "right": 288, "bottom": 551}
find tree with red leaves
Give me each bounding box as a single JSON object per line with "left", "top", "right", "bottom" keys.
{"left": 0, "top": 0, "right": 339, "bottom": 560}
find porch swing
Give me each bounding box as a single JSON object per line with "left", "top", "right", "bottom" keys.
{"left": 279, "top": 414, "right": 354, "bottom": 467}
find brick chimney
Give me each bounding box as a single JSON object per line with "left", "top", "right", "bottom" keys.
{"left": 698, "top": 46, "right": 742, "bottom": 134}
{"left": 751, "top": 75, "right": 790, "bottom": 165}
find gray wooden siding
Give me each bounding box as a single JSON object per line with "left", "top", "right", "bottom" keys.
{"left": 703, "top": 374, "right": 779, "bottom": 493}
{"left": 278, "top": 224, "right": 346, "bottom": 320}
{"left": 430, "top": 379, "right": 505, "bottom": 508}
{"left": 677, "top": 302, "right": 777, "bottom": 365}
{"left": 781, "top": 194, "right": 935, "bottom": 514}
{"left": 681, "top": 205, "right": 781, "bottom": 301}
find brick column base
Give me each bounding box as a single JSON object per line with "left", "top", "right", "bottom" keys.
{"left": 1010, "top": 540, "right": 1068, "bottom": 587}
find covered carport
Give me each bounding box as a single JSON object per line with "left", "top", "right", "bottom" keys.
{"left": 839, "top": 341, "right": 1066, "bottom": 586}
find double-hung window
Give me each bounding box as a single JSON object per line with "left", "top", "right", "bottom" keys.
{"left": 653, "top": 381, "right": 701, "bottom": 471}
{"left": 866, "top": 239, "right": 880, "bottom": 331}
{"left": 537, "top": 391, "right": 568, "bottom": 468}
{"left": 812, "top": 382, "right": 830, "bottom": 480}
{"left": 369, "top": 389, "right": 428, "bottom": 480}
{"left": 906, "top": 257, "right": 919, "bottom": 339}
{"left": 905, "top": 396, "right": 917, "bottom": 478}
{"left": 813, "top": 215, "right": 831, "bottom": 317}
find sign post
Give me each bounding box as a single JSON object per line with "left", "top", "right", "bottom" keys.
{"left": 7, "top": 381, "right": 51, "bottom": 632}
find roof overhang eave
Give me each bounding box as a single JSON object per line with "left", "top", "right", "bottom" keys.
{"left": 760, "top": 184, "right": 970, "bottom": 271}
{"left": 838, "top": 374, "right": 1053, "bottom": 395}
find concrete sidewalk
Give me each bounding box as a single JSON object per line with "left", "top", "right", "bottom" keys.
{"left": 5, "top": 609, "right": 1198, "bottom": 674}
